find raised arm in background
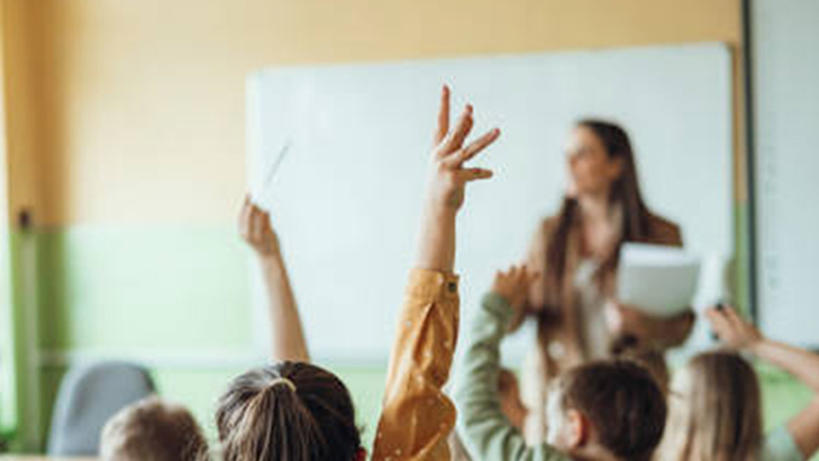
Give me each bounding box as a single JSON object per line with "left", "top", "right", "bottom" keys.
{"left": 707, "top": 306, "right": 819, "bottom": 460}
{"left": 238, "top": 196, "right": 309, "bottom": 363}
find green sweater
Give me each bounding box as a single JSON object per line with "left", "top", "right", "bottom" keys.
{"left": 455, "top": 292, "right": 569, "bottom": 461}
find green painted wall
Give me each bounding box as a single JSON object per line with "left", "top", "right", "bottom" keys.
{"left": 735, "top": 199, "right": 753, "bottom": 316}
{"left": 35, "top": 225, "right": 252, "bottom": 351}
{"left": 7, "top": 224, "right": 392, "bottom": 452}
{"left": 37, "top": 366, "right": 388, "bottom": 451}
{"left": 0, "top": 229, "right": 17, "bottom": 447}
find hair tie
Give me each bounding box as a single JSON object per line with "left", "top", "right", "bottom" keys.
{"left": 269, "top": 377, "right": 297, "bottom": 392}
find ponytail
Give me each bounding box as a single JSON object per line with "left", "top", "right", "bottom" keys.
{"left": 216, "top": 361, "right": 360, "bottom": 461}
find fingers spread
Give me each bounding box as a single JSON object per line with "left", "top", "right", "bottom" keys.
{"left": 526, "top": 267, "right": 540, "bottom": 283}
{"left": 440, "top": 105, "right": 473, "bottom": 155}
{"left": 705, "top": 308, "right": 732, "bottom": 335}
{"left": 434, "top": 85, "right": 450, "bottom": 145}
{"left": 447, "top": 128, "right": 500, "bottom": 168}
{"left": 510, "top": 265, "right": 520, "bottom": 276}
{"left": 723, "top": 306, "right": 746, "bottom": 328}
{"left": 457, "top": 168, "right": 493, "bottom": 183}
{"left": 519, "top": 269, "right": 529, "bottom": 286}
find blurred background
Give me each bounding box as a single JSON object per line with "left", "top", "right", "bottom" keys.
{"left": 0, "top": 0, "right": 816, "bottom": 456}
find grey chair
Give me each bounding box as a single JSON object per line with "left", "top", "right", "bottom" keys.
{"left": 47, "top": 360, "right": 155, "bottom": 456}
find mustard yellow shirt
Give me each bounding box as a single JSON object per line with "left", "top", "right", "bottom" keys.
{"left": 372, "top": 269, "right": 460, "bottom": 461}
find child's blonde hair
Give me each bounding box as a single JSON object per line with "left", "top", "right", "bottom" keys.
{"left": 658, "top": 351, "right": 762, "bottom": 461}
{"left": 100, "top": 395, "right": 207, "bottom": 461}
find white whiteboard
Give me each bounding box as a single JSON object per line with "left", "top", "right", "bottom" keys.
{"left": 752, "top": 0, "right": 819, "bottom": 347}
{"left": 246, "top": 43, "right": 733, "bottom": 365}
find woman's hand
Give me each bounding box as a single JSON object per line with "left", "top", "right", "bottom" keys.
{"left": 492, "top": 265, "right": 538, "bottom": 313}
{"left": 238, "top": 195, "right": 281, "bottom": 260}
{"left": 604, "top": 301, "right": 652, "bottom": 339}
{"left": 705, "top": 305, "right": 763, "bottom": 351}
{"left": 605, "top": 301, "right": 695, "bottom": 350}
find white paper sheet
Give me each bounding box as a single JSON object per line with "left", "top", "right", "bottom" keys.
{"left": 617, "top": 243, "right": 700, "bottom": 317}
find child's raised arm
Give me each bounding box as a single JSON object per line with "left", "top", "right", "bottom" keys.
{"left": 455, "top": 267, "right": 569, "bottom": 461}
{"left": 372, "top": 85, "right": 500, "bottom": 461}
{"left": 238, "top": 196, "right": 309, "bottom": 363}
{"left": 707, "top": 307, "right": 819, "bottom": 460}
{"left": 414, "top": 85, "right": 500, "bottom": 272}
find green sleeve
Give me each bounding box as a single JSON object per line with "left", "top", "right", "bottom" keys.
{"left": 454, "top": 292, "right": 569, "bottom": 461}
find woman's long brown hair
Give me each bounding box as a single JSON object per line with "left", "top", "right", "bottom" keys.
{"left": 545, "top": 119, "right": 652, "bottom": 292}
{"left": 215, "top": 361, "right": 361, "bottom": 461}
{"left": 537, "top": 120, "right": 655, "bottom": 360}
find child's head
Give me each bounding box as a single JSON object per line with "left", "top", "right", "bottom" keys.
{"left": 100, "top": 396, "right": 207, "bottom": 461}
{"left": 545, "top": 359, "right": 667, "bottom": 461}
{"left": 659, "top": 351, "right": 762, "bottom": 461}
{"left": 215, "top": 361, "right": 362, "bottom": 461}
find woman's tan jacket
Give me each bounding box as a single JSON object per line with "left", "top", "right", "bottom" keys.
{"left": 523, "top": 211, "right": 694, "bottom": 377}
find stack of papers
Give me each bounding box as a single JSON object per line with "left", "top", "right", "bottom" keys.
{"left": 617, "top": 243, "right": 701, "bottom": 317}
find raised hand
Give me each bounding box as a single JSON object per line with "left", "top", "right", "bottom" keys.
{"left": 706, "top": 306, "right": 819, "bottom": 460}
{"left": 705, "top": 305, "right": 763, "bottom": 350}
{"left": 238, "top": 195, "right": 281, "bottom": 259}
{"left": 238, "top": 194, "right": 308, "bottom": 362}
{"left": 425, "top": 85, "right": 500, "bottom": 212}
{"left": 415, "top": 86, "right": 501, "bottom": 272}
{"left": 492, "top": 265, "right": 538, "bottom": 312}
{"left": 605, "top": 301, "right": 651, "bottom": 339}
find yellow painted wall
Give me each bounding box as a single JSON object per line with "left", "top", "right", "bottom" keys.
{"left": 3, "top": 0, "right": 742, "bottom": 227}
{"left": 0, "top": 0, "right": 7, "bottom": 207}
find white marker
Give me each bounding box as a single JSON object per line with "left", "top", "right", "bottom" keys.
{"left": 262, "top": 140, "right": 291, "bottom": 192}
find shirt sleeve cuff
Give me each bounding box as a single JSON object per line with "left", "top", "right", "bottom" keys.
{"left": 407, "top": 268, "right": 460, "bottom": 300}
{"left": 481, "top": 292, "right": 514, "bottom": 325}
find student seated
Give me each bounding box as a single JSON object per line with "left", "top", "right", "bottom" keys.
{"left": 456, "top": 266, "right": 667, "bottom": 461}
{"left": 216, "top": 86, "right": 500, "bottom": 460}
{"left": 657, "top": 306, "right": 819, "bottom": 461}
{"left": 99, "top": 395, "right": 207, "bottom": 461}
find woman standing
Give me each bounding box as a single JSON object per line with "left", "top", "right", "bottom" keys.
{"left": 519, "top": 120, "right": 694, "bottom": 443}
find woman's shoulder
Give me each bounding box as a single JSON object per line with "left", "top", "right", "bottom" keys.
{"left": 527, "top": 215, "right": 565, "bottom": 253}
{"left": 644, "top": 212, "right": 683, "bottom": 246}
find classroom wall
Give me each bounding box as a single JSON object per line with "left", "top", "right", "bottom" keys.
{"left": 0, "top": 0, "right": 18, "bottom": 441}
{"left": 2, "top": 0, "right": 753, "bottom": 451}
{"left": 6, "top": 0, "right": 744, "bottom": 226}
